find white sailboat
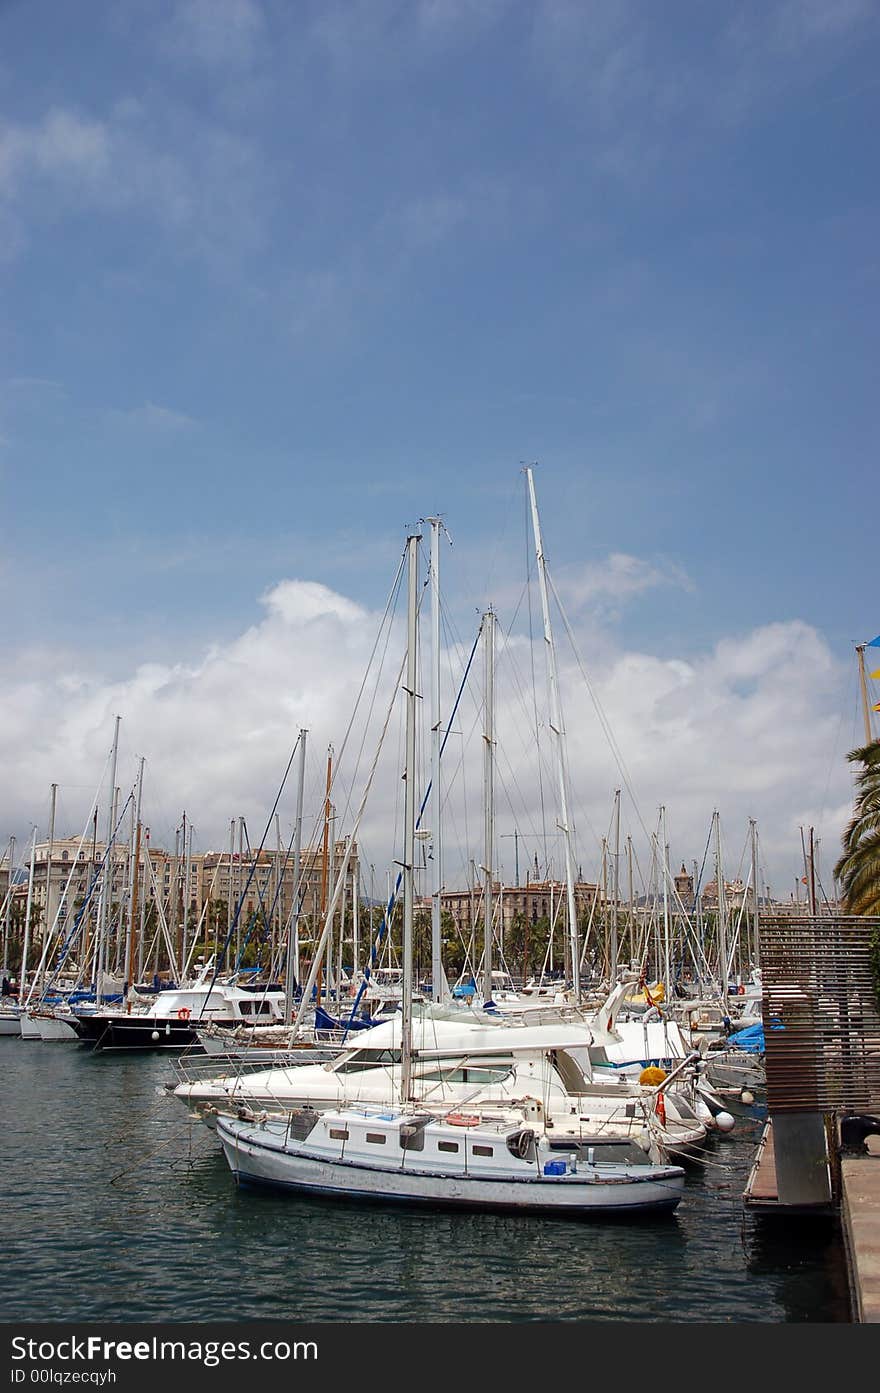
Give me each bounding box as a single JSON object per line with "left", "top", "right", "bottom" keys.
{"left": 213, "top": 531, "right": 686, "bottom": 1214}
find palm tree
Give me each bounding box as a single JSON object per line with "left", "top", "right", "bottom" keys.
{"left": 834, "top": 739, "right": 880, "bottom": 914}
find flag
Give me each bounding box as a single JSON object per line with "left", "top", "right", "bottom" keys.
{"left": 868, "top": 635, "right": 880, "bottom": 647}
{"left": 874, "top": 701, "right": 880, "bottom": 712}
{"left": 871, "top": 669, "right": 880, "bottom": 679}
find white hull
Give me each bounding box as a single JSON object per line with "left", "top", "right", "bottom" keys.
{"left": 19, "top": 1012, "right": 42, "bottom": 1040}
{"left": 36, "top": 1013, "right": 79, "bottom": 1041}
{"left": 216, "top": 1112, "right": 685, "bottom": 1216}
{"left": 0, "top": 1011, "right": 21, "bottom": 1037}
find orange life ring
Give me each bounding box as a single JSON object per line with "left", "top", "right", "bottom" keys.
{"left": 655, "top": 1092, "right": 666, "bottom": 1126}
{"left": 446, "top": 1112, "right": 481, "bottom": 1127}
{"left": 176, "top": 1007, "right": 192, "bottom": 1021}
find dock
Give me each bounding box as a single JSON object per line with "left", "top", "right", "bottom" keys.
{"left": 745, "top": 1119, "right": 880, "bottom": 1321}
{"left": 743, "top": 1120, "right": 834, "bottom": 1217}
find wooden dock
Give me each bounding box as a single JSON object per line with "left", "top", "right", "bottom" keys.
{"left": 743, "top": 1120, "right": 834, "bottom": 1216}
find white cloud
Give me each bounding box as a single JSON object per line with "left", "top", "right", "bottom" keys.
{"left": 0, "top": 102, "right": 268, "bottom": 265}
{"left": 555, "top": 553, "right": 693, "bottom": 611}
{"left": 0, "top": 565, "right": 855, "bottom": 902}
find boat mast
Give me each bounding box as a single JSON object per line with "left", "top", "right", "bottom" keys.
{"left": 123, "top": 757, "right": 145, "bottom": 1010}
{"left": 427, "top": 516, "right": 445, "bottom": 1004}
{"left": 95, "top": 715, "right": 121, "bottom": 1007}
{"left": 40, "top": 784, "right": 57, "bottom": 996}
{"left": 285, "top": 728, "right": 307, "bottom": 1024}
{"left": 481, "top": 607, "right": 495, "bottom": 1005}
{"left": 1, "top": 836, "right": 13, "bottom": 973}
{"left": 856, "top": 644, "right": 875, "bottom": 745}
{"left": 525, "top": 466, "right": 580, "bottom": 1000}
{"left": 401, "top": 531, "right": 420, "bottom": 1103}
{"left": 661, "top": 805, "right": 671, "bottom": 993}
{"left": 749, "top": 818, "right": 760, "bottom": 968}
{"left": 316, "top": 747, "right": 332, "bottom": 1007}
{"left": 713, "top": 810, "right": 729, "bottom": 1014}
{"left": 19, "top": 828, "right": 37, "bottom": 1002}
{"left": 610, "top": 788, "right": 620, "bottom": 984}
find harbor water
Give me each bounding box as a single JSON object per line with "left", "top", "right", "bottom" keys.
{"left": 2, "top": 1040, "right": 851, "bottom": 1323}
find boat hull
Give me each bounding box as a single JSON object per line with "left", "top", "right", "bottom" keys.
{"left": 71, "top": 1012, "right": 203, "bottom": 1050}
{"left": 216, "top": 1116, "right": 684, "bottom": 1217}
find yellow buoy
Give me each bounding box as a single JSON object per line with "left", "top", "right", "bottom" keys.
{"left": 639, "top": 1066, "right": 668, "bottom": 1087}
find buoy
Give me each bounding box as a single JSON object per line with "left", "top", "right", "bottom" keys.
{"left": 715, "top": 1111, "right": 735, "bottom": 1133}
{"left": 740, "top": 1089, "right": 754, "bottom": 1106}
{"left": 151, "top": 1030, "right": 160, "bottom": 1041}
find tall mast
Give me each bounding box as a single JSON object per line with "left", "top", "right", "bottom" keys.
{"left": 749, "top": 818, "right": 760, "bottom": 967}
{"left": 525, "top": 466, "right": 579, "bottom": 1000}
{"left": 95, "top": 715, "right": 121, "bottom": 1006}
{"left": 41, "top": 784, "right": 57, "bottom": 982}
{"left": 856, "top": 644, "right": 875, "bottom": 745}
{"left": 19, "top": 828, "right": 37, "bottom": 1000}
{"left": 226, "top": 818, "right": 235, "bottom": 945}
{"left": 481, "top": 608, "right": 496, "bottom": 1005}
{"left": 1, "top": 836, "right": 13, "bottom": 973}
{"left": 427, "top": 516, "right": 445, "bottom": 1004}
{"left": 183, "top": 813, "right": 193, "bottom": 977}
{"left": 124, "top": 757, "right": 145, "bottom": 1009}
{"left": 316, "top": 747, "right": 333, "bottom": 1007}
{"left": 660, "top": 805, "right": 671, "bottom": 993}
{"left": 400, "top": 532, "right": 420, "bottom": 1103}
{"left": 714, "top": 810, "right": 728, "bottom": 1014}
{"left": 285, "top": 728, "right": 307, "bottom": 1024}
{"left": 610, "top": 788, "right": 620, "bottom": 983}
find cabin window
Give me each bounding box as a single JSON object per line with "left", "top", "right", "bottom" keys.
{"left": 328, "top": 1128, "right": 349, "bottom": 1140}
{"left": 400, "top": 1121, "right": 427, "bottom": 1152}
{"left": 335, "top": 1049, "right": 401, "bottom": 1074}
{"left": 365, "top": 1132, "right": 387, "bottom": 1145}
{"left": 438, "top": 1140, "right": 459, "bottom": 1153}
{"left": 472, "top": 1145, "right": 494, "bottom": 1157}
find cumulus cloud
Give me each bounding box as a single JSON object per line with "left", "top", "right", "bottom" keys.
{"left": 555, "top": 553, "right": 693, "bottom": 613}
{"left": 0, "top": 102, "right": 267, "bottom": 264}
{"left": 0, "top": 566, "right": 856, "bottom": 901}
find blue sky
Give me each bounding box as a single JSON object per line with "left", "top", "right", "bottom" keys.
{"left": 2, "top": 0, "right": 878, "bottom": 899}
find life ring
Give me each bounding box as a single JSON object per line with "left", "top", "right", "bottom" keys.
{"left": 176, "top": 1007, "right": 192, "bottom": 1021}
{"left": 446, "top": 1112, "right": 480, "bottom": 1127}
{"left": 655, "top": 1092, "right": 667, "bottom": 1126}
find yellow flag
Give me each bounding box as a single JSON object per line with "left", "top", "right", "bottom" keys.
{"left": 871, "top": 669, "right": 880, "bottom": 679}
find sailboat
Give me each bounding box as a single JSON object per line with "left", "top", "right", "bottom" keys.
{"left": 214, "top": 531, "right": 685, "bottom": 1215}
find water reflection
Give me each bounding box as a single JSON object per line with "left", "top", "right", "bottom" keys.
{"left": 2, "top": 1042, "right": 849, "bottom": 1323}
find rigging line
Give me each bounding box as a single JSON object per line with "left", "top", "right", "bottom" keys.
{"left": 38, "top": 788, "right": 136, "bottom": 1001}
{"left": 298, "top": 547, "right": 409, "bottom": 868}
{"left": 198, "top": 733, "right": 304, "bottom": 1014}
{"left": 22, "top": 744, "right": 118, "bottom": 1000}
{"left": 293, "top": 628, "right": 413, "bottom": 1036}
{"left": 327, "top": 551, "right": 413, "bottom": 841}
{"left": 546, "top": 569, "right": 696, "bottom": 922}
{"left": 525, "top": 480, "right": 549, "bottom": 877}
{"left": 342, "top": 620, "right": 484, "bottom": 1034}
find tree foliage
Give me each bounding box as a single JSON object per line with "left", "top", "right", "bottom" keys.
{"left": 834, "top": 739, "right": 880, "bottom": 915}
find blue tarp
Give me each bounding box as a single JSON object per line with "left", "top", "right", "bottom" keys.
{"left": 727, "top": 1018, "right": 783, "bottom": 1054}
